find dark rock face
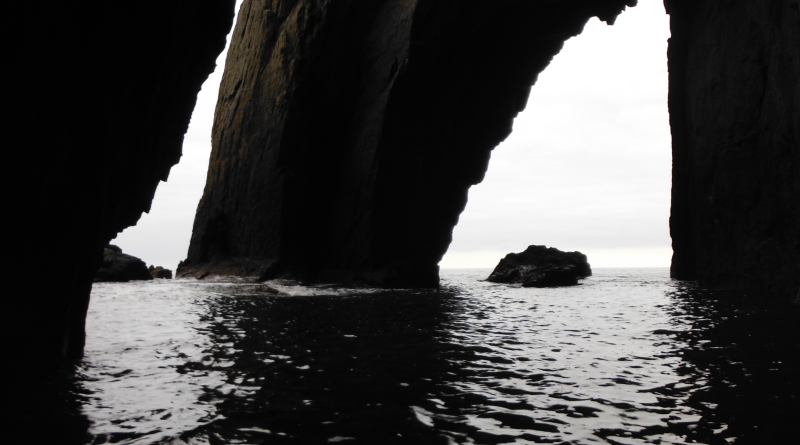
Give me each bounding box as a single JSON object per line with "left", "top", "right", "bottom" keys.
{"left": 8, "top": 0, "right": 799, "bottom": 381}
{"left": 95, "top": 246, "right": 153, "bottom": 282}
{"left": 666, "top": 0, "right": 800, "bottom": 298}
{"left": 149, "top": 266, "right": 174, "bottom": 279}
{"left": 8, "top": 1, "right": 236, "bottom": 375}
{"left": 181, "top": 0, "right": 637, "bottom": 286}
{"left": 487, "top": 246, "right": 592, "bottom": 287}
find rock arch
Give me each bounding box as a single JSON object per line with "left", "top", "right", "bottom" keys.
{"left": 9, "top": 0, "right": 799, "bottom": 376}
{"left": 178, "top": 0, "right": 645, "bottom": 286}
{"left": 180, "top": 0, "right": 800, "bottom": 300}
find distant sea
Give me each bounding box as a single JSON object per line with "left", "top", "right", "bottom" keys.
{"left": 67, "top": 268, "right": 798, "bottom": 444}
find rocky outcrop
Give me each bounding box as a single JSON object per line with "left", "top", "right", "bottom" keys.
{"left": 487, "top": 245, "right": 592, "bottom": 287}
{"left": 8, "top": 1, "right": 236, "bottom": 376}
{"left": 180, "top": 0, "right": 638, "bottom": 286}
{"left": 149, "top": 266, "right": 174, "bottom": 279}
{"left": 95, "top": 245, "right": 153, "bottom": 282}
{"left": 93, "top": 245, "right": 174, "bottom": 281}
{"left": 9, "top": 0, "right": 799, "bottom": 382}
{"left": 667, "top": 0, "right": 800, "bottom": 298}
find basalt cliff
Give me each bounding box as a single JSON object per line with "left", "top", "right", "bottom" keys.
{"left": 177, "top": 0, "right": 640, "bottom": 286}
{"left": 181, "top": 0, "right": 798, "bottom": 297}
{"left": 8, "top": 1, "right": 236, "bottom": 377}
{"left": 7, "top": 0, "right": 799, "bottom": 378}
{"left": 667, "top": 0, "right": 799, "bottom": 298}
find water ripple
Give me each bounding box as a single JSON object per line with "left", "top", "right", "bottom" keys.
{"left": 71, "top": 269, "right": 800, "bottom": 444}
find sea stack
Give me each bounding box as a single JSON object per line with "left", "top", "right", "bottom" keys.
{"left": 95, "top": 245, "right": 153, "bottom": 282}
{"left": 487, "top": 245, "right": 592, "bottom": 287}
{"left": 149, "top": 266, "right": 173, "bottom": 279}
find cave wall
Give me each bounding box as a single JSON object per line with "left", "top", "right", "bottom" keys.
{"left": 180, "top": 0, "right": 638, "bottom": 286}
{"left": 667, "top": 0, "right": 800, "bottom": 298}
{"left": 8, "top": 1, "right": 235, "bottom": 376}
{"left": 6, "top": 0, "right": 796, "bottom": 382}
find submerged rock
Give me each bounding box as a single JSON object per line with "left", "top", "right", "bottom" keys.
{"left": 148, "top": 266, "right": 173, "bottom": 279}
{"left": 95, "top": 245, "right": 153, "bottom": 282}
{"left": 487, "top": 245, "right": 591, "bottom": 287}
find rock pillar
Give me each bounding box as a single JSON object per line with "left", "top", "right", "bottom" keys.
{"left": 667, "top": 0, "right": 800, "bottom": 297}
{"left": 181, "top": 0, "right": 637, "bottom": 286}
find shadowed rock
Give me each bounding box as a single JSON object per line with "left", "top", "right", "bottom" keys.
{"left": 8, "top": 0, "right": 799, "bottom": 382}
{"left": 95, "top": 245, "right": 153, "bottom": 282}
{"left": 9, "top": 0, "right": 236, "bottom": 375}
{"left": 179, "top": 0, "right": 638, "bottom": 287}
{"left": 149, "top": 266, "right": 173, "bottom": 279}
{"left": 487, "top": 245, "right": 592, "bottom": 287}
{"left": 667, "top": 0, "right": 800, "bottom": 298}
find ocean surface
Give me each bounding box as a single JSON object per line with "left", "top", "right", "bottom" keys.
{"left": 62, "top": 268, "right": 798, "bottom": 444}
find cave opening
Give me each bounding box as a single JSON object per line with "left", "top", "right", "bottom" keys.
{"left": 441, "top": 1, "right": 672, "bottom": 269}
{"left": 113, "top": 1, "right": 671, "bottom": 275}
{"left": 110, "top": 0, "right": 246, "bottom": 272}
{"left": 10, "top": 2, "right": 798, "bottom": 432}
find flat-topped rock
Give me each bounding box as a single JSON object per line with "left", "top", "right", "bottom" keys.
{"left": 149, "top": 265, "right": 173, "bottom": 279}
{"left": 95, "top": 245, "right": 153, "bottom": 282}
{"left": 487, "top": 245, "right": 591, "bottom": 288}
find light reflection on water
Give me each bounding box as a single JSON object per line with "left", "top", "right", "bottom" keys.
{"left": 75, "top": 269, "right": 799, "bottom": 444}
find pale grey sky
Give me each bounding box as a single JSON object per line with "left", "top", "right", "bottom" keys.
{"left": 442, "top": 0, "right": 672, "bottom": 268}
{"left": 114, "top": 0, "right": 672, "bottom": 271}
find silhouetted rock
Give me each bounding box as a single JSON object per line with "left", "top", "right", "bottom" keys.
{"left": 181, "top": 0, "right": 636, "bottom": 287}
{"left": 10, "top": 0, "right": 800, "bottom": 383}
{"left": 9, "top": 0, "right": 235, "bottom": 373}
{"left": 149, "top": 265, "right": 173, "bottom": 279}
{"left": 95, "top": 245, "right": 153, "bottom": 282}
{"left": 487, "top": 245, "right": 591, "bottom": 287}
{"left": 666, "top": 0, "right": 800, "bottom": 298}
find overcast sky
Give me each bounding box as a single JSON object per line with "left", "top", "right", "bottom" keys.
{"left": 114, "top": 0, "right": 672, "bottom": 271}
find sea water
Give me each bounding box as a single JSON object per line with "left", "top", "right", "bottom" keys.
{"left": 68, "top": 268, "right": 798, "bottom": 444}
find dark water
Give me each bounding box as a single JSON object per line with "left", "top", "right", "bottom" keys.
{"left": 59, "top": 269, "right": 798, "bottom": 444}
